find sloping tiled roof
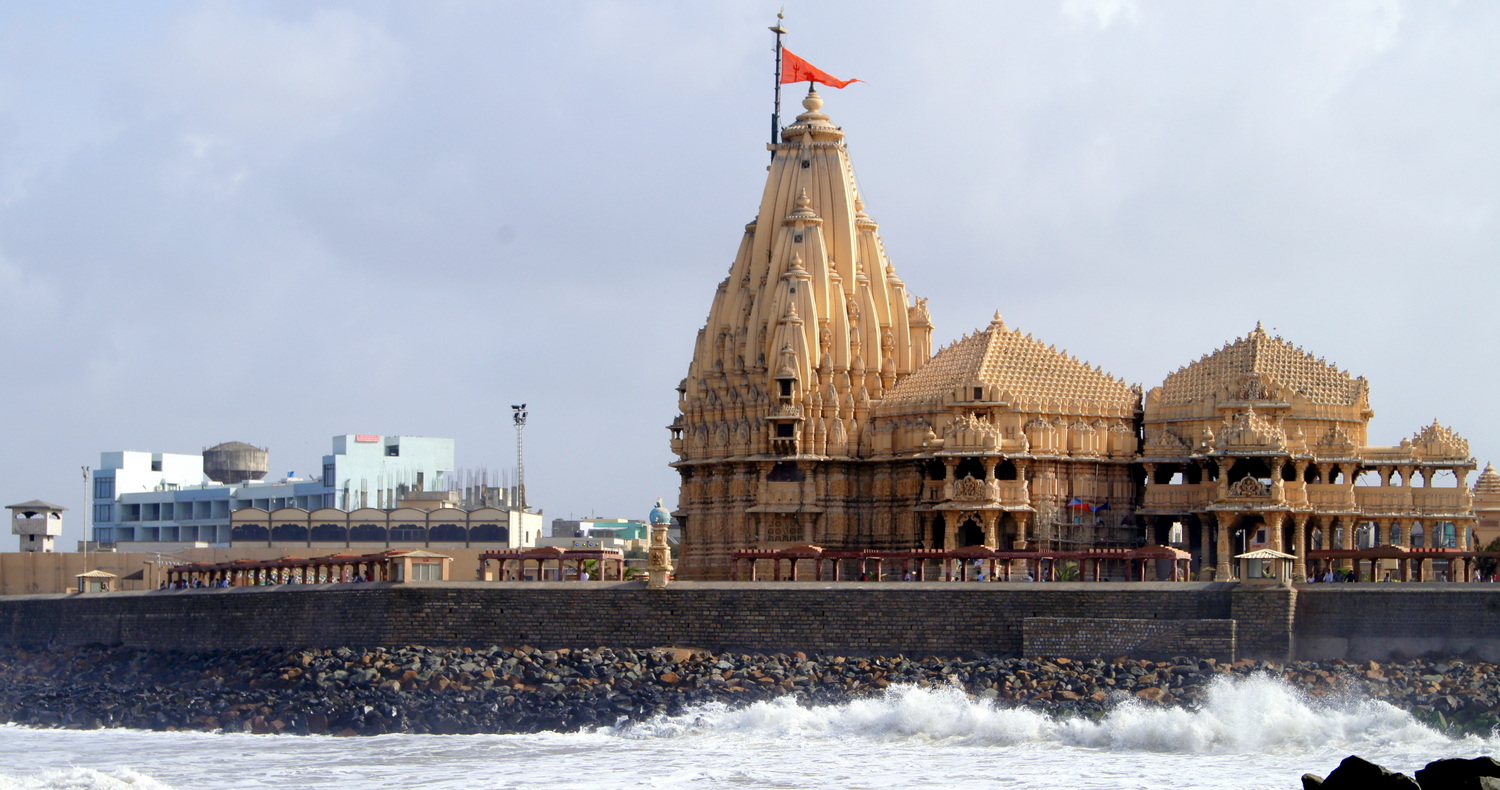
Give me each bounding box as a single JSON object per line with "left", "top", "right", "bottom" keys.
{"left": 879, "top": 313, "right": 1136, "bottom": 411}
{"left": 1157, "top": 323, "right": 1363, "bottom": 407}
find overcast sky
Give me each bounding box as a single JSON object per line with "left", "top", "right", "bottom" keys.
{"left": 2, "top": 1, "right": 1497, "bottom": 547}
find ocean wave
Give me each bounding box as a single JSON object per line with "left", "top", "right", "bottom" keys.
{"left": 613, "top": 673, "right": 1492, "bottom": 755}
{"left": 0, "top": 768, "right": 174, "bottom": 790}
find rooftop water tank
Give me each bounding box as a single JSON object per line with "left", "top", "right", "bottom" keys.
{"left": 203, "top": 441, "right": 269, "bottom": 485}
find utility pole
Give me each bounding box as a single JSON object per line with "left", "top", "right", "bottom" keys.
{"left": 80, "top": 466, "right": 90, "bottom": 569}
{"left": 511, "top": 403, "right": 528, "bottom": 510}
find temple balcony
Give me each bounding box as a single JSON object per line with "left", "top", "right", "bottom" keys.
{"left": 1303, "top": 483, "right": 1357, "bottom": 510}
{"left": 996, "top": 480, "right": 1029, "bottom": 503}
{"left": 1142, "top": 483, "right": 1213, "bottom": 511}
{"left": 1412, "top": 487, "right": 1471, "bottom": 512}
{"left": 922, "top": 478, "right": 1030, "bottom": 505}
{"left": 1356, "top": 487, "right": 1414, "bottom": 511}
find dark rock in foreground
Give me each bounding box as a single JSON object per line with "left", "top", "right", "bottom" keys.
{"left": 1304, "top": 754, "right": 1500, "bottom": 789}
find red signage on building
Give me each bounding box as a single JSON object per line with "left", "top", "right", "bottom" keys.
{"left": 355, "top": 435, "right": 381, "bottom": 443}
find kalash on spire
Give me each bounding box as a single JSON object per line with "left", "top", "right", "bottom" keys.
{"left": 669, "top": 60, "right": 934, "bottom": 579}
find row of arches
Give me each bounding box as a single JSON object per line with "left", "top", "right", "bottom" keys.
{"left": 231, "top": 522, "right": 510, "bottom": 546}
{"left": 1148, "top": 458, "right": 1468, "bottom": 488}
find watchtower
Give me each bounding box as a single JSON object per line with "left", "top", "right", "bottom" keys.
{"left": 8, "top": 500, "right": 66, "bottom": 553}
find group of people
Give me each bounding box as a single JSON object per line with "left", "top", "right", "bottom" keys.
{"left": 1307, "top": 568, "right": 1370, "bottom": 582}
{"left": 157, "top": 572, "right": 370, "bottom": 590}
{"left": 158, "top": 578, "right": 231, "bottom": 590}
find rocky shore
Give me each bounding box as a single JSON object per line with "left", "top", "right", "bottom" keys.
{"left": 2, "top": 644, "right": 1500, "bottom": 736}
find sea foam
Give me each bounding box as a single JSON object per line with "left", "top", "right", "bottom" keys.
{"left": 615, "top": 672, "right": 1490, "bottom": 756}
{"left": 0, "top": 768, "right": 175, "bottom": 790}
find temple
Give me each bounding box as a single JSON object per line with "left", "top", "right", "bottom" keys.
{"left": 671, "top": 87, "right": 1485, "bottom": 581}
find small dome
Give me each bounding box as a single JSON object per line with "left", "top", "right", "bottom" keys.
{"left": 648, "top": 498, "right": 672, "bottom": 525}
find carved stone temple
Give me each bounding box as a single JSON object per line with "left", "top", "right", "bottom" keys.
{"left": 669, "top": 88, "right": 1483, "bottom": 581}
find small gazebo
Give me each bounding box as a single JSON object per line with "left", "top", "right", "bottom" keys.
{"left": 1236, "top": 548, "right": 1296, "bottom": 585}
{"left": 75, "top": 569, "right": 117, "bottom": 593}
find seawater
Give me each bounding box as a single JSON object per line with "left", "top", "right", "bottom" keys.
{"left": 0, "top": 674, "right": 1493, "bottom": 790}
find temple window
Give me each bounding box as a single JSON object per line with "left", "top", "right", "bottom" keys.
{"left": 767, "top": 462, "right": 804, "bottom": 482}
{"left": 775, "top": 423, "right": 793, "bottom": 438}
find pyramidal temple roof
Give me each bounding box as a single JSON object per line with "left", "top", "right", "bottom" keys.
{"left": 1157, "top": 323, "right": 1365, "bottom": 407}
{"left": 1475, "top": 462, "right": 1500, "bottom": 496}
{"left": 878, "top": 312, "right": 1136, "bottom": 411}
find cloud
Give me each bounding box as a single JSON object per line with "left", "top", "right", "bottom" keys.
{"left": 148, "top": 4, "right": 406, "bottom": 142}
{"left": 1061, "top": 0, "right": 1140, "bottom": 30}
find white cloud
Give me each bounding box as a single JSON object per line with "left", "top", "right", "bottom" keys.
{"left": 150, "top": 4, "right": 406, "bottom": 141}
{"left": 1061, "top": 0, "right": 1140, "bottom": 30}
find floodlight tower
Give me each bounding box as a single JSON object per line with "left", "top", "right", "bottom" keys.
{"left": 511, "top": 403, "right": 528, "bottom": 510}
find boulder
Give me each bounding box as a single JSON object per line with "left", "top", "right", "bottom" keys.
{"left": 1316, "top": 756, "right": 1420, "bottom": 790}
{"left": 1415, "top": 757, "right": 1500, "bottom": 789}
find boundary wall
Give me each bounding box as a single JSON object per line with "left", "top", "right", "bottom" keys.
{"left": 0, "top": 581, "right": 1237, "bottom": 658}
{"left": 6, "top": 582, "right": 1500, "bottom": 661}
{"left": 1295, "top": 586, "right": 1500, "bottom": 662}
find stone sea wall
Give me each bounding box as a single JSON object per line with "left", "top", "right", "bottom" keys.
{"left": 0, "top": 581, "right": 1241, "bottom": 658}
{"left": 4, "top": 582, "right": 1500, "bottom": 662}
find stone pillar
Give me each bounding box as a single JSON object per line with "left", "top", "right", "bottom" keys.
{"left": 1199, "top": 516, "right": 1213, "bottom": 579}
{"left": 1215, "top": 511, "right": 1234, "bottom": 580}
{"left": 1292, "top": 513, "right": 1309, "bottom": 581}
{"left": 982, "top": 511, "right": 999, "bottom": 550}
{"left": 1013, "top": 513, "right": 1031, "bottom": 550}
{"left": 647, "top": 499, "right": 675, "bottom": 589}
{"left": 1265, "top": 511, "right": 1285, "bottom": 552}
{"left": 1339, "top": 517, "right": 1353, "bottom": 551}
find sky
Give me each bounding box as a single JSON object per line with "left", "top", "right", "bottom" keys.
{"left": 1, "top": 1, "right": 1497, "bottom": 548}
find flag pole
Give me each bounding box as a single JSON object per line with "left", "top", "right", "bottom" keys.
{"left": 770, "top": 11, "right": 786, "bottom": 147}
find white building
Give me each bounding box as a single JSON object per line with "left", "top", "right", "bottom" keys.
{"left": 92, "top": 435, "right": 465, "bottom": 551}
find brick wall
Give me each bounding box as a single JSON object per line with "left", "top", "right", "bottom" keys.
{"left": 1023, "top": 617, "right": 1236, "bottom": 660}
{"left": 0, "top": 581, "right": 1234, "bottom": 656}
{"left": 1231, "top": 585, "right": 1297, "bottom": 660}
{"left": 19, "top": 582, "right": 1498, "bottom": 662}
{"left": 1295, "top": 586, "right": 1500, "bottom": 662}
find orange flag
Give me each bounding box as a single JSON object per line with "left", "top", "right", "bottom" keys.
{"left": 780, "top": 48, "right": 860, "bottom": 89}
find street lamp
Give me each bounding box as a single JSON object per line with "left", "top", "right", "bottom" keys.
{"left": 511, "top": 403, "right": 528, "bottom": 510}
